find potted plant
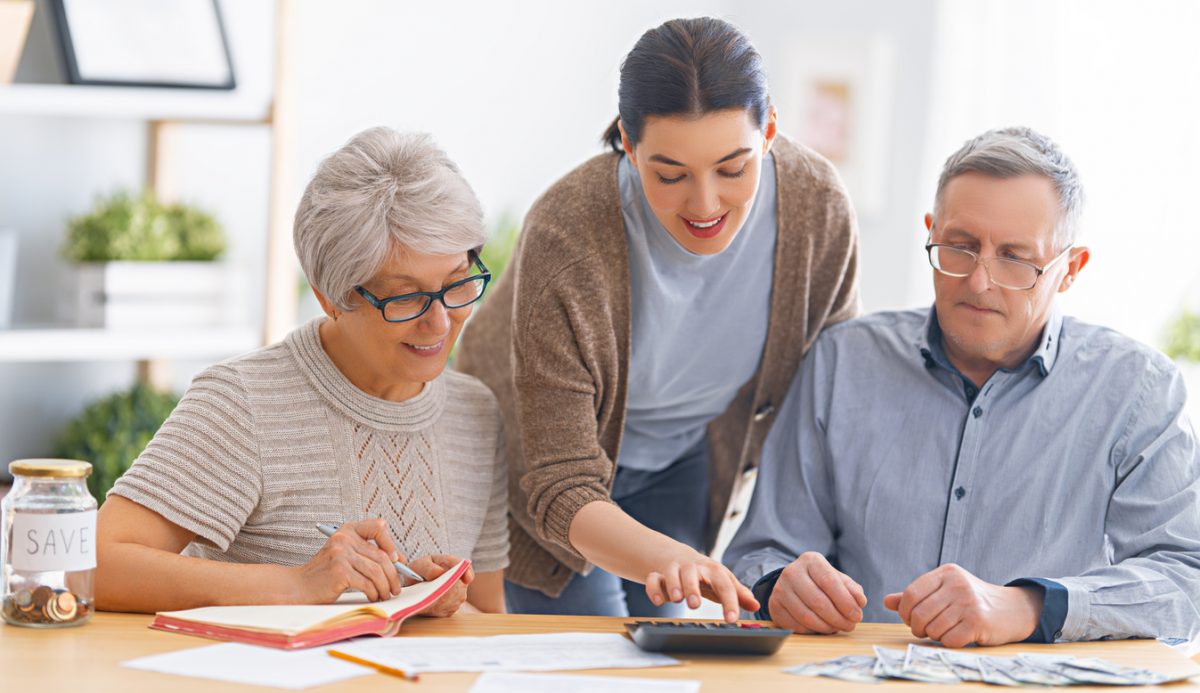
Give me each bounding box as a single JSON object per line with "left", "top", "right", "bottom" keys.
{"left": 61, "top": 190, "right": 230, "bottom": 328}
{"left": 52, "top": 383, "right": 180, "bottom": 504}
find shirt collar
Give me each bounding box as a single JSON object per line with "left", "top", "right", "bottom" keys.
{"left": 917, "top": 304, "right": 1064, "bottom": 378}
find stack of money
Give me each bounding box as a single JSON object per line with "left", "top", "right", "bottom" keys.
{"left": 2, "top": 586, "right": 91, "bottom": 626}
{"left": 786, "top": 644, "right": 1189, "bottom": 686}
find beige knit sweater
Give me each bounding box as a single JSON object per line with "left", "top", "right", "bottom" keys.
{"left": 455, "top": 136, "right": 861, "bottom": 596}
{"left": 111, "top": 318, "right": 508, "bottom": 574}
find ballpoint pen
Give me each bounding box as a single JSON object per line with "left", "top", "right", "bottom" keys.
{"left": 315, "top": 522, "right": 426, "bottom": 584}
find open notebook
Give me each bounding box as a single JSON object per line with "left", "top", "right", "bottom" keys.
{"left": 150, "top": 559, "right": 470, "bottom": 650}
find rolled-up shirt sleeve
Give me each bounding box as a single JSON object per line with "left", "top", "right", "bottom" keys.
{"left": 724, "top": 336, "right": 839, "bottom": 611}
{"left": 1052, "top": 361, "right": 1200, "bottom": 642}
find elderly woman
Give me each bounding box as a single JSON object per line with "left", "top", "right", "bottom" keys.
{"left": 95, "top": 128, "right": 507, "bottom": 615}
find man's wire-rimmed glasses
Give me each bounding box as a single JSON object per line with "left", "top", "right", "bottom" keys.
{"left": 925, "top": 241, "right": 1071, "bottom": 290}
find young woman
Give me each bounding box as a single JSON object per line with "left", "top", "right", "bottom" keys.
{"left": 456, "top": 17, "right": 861, "bottom": 621}
{"left": 96, "top": 128, "right": 507, "bottom": 615}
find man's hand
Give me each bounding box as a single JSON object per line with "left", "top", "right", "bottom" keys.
{"left": 410, "top": 554, "right": 474, "bottom": 618}
{"left": 769, "top": 552, "right": 867, "bottom": 634}
{"left": 883, "top": 563, "right": 1042, "bottom": 647}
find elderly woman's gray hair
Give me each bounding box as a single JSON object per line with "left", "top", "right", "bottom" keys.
{"left": 934, "top": 126, "right": 1085, "bottom": 251}
{"left": 294, "top": 127, "right": 486, "bottom": 311}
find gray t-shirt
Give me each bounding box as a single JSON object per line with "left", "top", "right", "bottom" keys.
{"left": 616, "top": 153, "right": 777, "bottom": 471}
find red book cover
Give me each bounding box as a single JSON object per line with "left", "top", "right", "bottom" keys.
{"left": 149, "top": 559, "right": 471, "bottom": 650}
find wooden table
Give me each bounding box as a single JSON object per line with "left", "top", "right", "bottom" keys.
{"left": 2, "top": 613, "right": 1198, "bottom": 691}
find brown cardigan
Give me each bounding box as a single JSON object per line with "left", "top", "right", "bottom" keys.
{"left": 455, "top": 136, "right": 861, "bottom": 596}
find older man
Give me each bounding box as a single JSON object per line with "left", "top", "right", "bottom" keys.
{"left": 725, "top": 126, "right": 1200, "bottom": 646}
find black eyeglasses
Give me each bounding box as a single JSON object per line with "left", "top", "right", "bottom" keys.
{"left": 355, "top": 253, "right": 491, "bottom": 323}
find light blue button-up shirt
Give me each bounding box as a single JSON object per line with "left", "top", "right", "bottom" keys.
{"left": 725, "top": 306, "right": 1200, "bottom": 642}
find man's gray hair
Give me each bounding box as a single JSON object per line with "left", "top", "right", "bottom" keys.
{"left": 934, "top": 126, "right": 1084, "bottom": 250}
{"left": 294, "top": 127, "right": 485, "bottom": 311}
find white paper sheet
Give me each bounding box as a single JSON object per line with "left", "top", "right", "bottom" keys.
{"left": 122, "top": 642, "right": 372, "bottom": 690}
{"left": 331, "top": 632, "right": 679, "bottom": 674}
{"left": 469, "top": 672, "right": 701, "bottom": 693}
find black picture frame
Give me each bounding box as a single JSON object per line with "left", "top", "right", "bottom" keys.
{"left": 50, "top": 0, "right": 236, "bottom": 90}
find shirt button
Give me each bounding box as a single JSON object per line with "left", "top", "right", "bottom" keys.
{"left": 955, "top": 486, "right": 966, "bottom": 500}
{"left": 972, "top": 406, "right": 983, "bottom": 418}
{"left": 753, "top": 403, "right": 775, "bottom": 422}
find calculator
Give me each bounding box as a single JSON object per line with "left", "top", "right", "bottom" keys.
{"left": 624, "top": 620, "right": 791, "bottom": 655}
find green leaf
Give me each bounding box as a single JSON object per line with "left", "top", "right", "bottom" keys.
{"left": 53, "top": 383, "right": 181, "bottom": 505}
{"left": 1165, "top": 311, "right": 1200, "bottom": 363}
{"left": 61, "top": 190, "right": 226, "bottom": 262}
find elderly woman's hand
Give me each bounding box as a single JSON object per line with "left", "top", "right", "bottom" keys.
{"left": 293, "top": 518, "right": 404, "bottom": 603}
{"left": 410, "top": 554, "right": 474, "bottom": 617}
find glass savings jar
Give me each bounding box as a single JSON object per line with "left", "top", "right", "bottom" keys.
{"left": 2, "top": 459, "right": 97, "bottom": 627}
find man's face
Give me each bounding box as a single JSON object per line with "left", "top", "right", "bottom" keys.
{"left": 929, "top": 172, "right": 1086, "bottom": 372}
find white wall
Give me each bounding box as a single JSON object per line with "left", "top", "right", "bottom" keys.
{"left": 3, "top": 0, "right": 1197, "bottom": 467}
{"left": 918, "top": 0, "right": 1200, "bottom": 349}
{"left": 0, "top": 0, "right": 273, "bottom": 466}
{"left": 291, "top": 1, "right": 939, "bottom": 316}
{"left": 730, "top": 0, "right": 939, "bottom": 313}
{"left": 293, "top": 1, "right": 725, "bottom": 239}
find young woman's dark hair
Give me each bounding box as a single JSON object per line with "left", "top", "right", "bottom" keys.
{"left": 602, "top": 17, "right": 771, "bottom": 153}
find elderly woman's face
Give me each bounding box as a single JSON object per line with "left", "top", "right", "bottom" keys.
{"left": 334, "top": 247, "right": 476, "bottom": 398}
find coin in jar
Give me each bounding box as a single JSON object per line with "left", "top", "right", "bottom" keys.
{"left": 32, "top": 586, "right": 53, "bottom": 609}
{"left": 53, "top": 591, "right": 78, "bottom": 621}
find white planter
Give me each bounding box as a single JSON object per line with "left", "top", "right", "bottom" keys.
{"left": 66, "top": 261, "right": 231, "bottom": 329}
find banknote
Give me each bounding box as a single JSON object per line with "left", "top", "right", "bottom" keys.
{"left": 902, "top": 645, "right": 963, "bottom": 684}
{"left": 786, "top": 647, "right": 1189, "bottom": 686}
{"left": 873, "top": 646, "right": 954, "bottom": 684}
{"left": 937, "top": 649, "right": 985, "bottom": 682}
{"left": 785, "top": 655, "right": 883, "bottom": 683}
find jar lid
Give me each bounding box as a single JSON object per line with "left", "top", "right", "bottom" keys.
{"left": 8, "top": 459, "right": 92, "bottom": 478}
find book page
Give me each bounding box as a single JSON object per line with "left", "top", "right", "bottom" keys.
{"left": 155, "top": 560, "right": 467, "bottom": 635}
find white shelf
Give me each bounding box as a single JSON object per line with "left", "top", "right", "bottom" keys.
{"left": 0, "top": 83, "right": 271, "bottom": 122}
{"left": 0, "top": 326, "right": 259, "bottom": 362}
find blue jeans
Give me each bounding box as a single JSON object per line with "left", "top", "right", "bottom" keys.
{"left": 505, "top": 437, "right": 710, "bottom": 617}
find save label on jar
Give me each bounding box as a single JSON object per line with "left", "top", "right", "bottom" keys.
{"left": 10, "top": 510, "right": 97, "bottom": 572}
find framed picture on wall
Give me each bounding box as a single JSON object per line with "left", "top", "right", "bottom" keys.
{"left": 777, "top": 35, "right": 894, "bottom": 217}
{"left": 51, "top": 0, "right": 236, "bottom": 89}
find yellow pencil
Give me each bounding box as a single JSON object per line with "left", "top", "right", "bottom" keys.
{"left": 328, "top": 649, "right": 420, "bottom": 682}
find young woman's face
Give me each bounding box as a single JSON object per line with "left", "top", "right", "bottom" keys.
{"left": 623, "top": 107, "right": 777, "bottom": 255}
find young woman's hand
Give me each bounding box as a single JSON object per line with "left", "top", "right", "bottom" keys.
{"left": 293, "top": 518, "right": 403, "bottom": 603}
{"left": 410, "top": 554, "right": 475, "bottom": 617}
{"left": 644, "top": 547, "right": 759, "bottom": 622}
